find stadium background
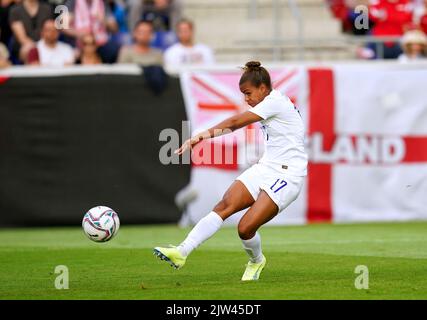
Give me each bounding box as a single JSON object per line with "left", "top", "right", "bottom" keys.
{"left": 0, "top": 0, "right": 426, "bottom": 227}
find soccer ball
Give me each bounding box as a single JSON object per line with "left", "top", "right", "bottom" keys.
{"left": 82, "top": 206, "right": 120, "bottom": 242}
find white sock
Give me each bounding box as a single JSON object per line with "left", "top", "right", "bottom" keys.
{"left": 177, "top": 211, "right": 223, "bottom": 257}
{"left": 241, "top": 232, "right": 263, "bottom": 263}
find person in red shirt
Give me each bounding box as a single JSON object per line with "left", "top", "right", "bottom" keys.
{"left": 368, "top": 0, "right": 413, "bottom": 58}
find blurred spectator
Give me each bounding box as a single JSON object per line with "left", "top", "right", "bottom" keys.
{"left": 27, "top": 19, "right": 75, "bottom": 66}
{"left": 0, "top": 40, "right": 10, "bottom": 68}
{"left": 164, "top": 18, "right": 214, "bottom": 71}
{"left": 9, "top": 0, "right": 53, "bottom": 63}
{"left": 0, "top": 0, "right": 15, "bottom": 46}
{"left": 63, "top": 0, "right": 120, "bottom": 63}
{"left": 368, "top": 0, "right": 413, "bottom": 59}
{"left": 117, "top": 20, "right": 162, "bottom": 65}
{"left": 75, "top": 33, "right": 102, "bottom": 64}
{"left": 398, "top": 29, "right": 427, "bottom": 62}
{"left": 128, "top": 0, "right": 181, "bottom": 50}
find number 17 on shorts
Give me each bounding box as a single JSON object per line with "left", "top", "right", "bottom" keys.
{"left": 270, "top": 179, "right": 287, "bottom": 193}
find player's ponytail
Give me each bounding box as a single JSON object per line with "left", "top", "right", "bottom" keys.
{"left": 239, "top": 61, "right": 272, "bottom": 90}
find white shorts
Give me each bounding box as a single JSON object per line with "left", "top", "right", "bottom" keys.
{"left": 236, "top": 163, "right": 304, "bottom": 213}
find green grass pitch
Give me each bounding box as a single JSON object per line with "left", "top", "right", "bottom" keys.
{"left": 0, "top": 221, "right": 426, "bottom": 300}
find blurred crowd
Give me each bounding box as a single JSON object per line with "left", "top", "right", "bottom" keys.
{"left": 0, "top": 0, "right": 214, "bottom": 69}
{"left": 327, "top": 0, "right": 427, "bottom": 60}
{"left": 1, "top": 0, "right": 426, "bottom": 70}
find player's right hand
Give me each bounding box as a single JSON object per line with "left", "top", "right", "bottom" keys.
{"left": 174, "top": 136, "right": 202, "bottom": 155}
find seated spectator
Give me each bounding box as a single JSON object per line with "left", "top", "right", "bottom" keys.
{"left": 368, "top": 0, "right": 413, "bottom": 59}
{"left": 63, "top": 0, "right": 120, "bottom": 63}
{"left": 398, "top": 29, "right": 427, "bottom": 62}
{"left": 164, "top": 18, "right": 214, "bottom": 72}
{"left": 0, "top": 40, "right": 10, "bottom": 68}
{"left": 76, "top": 33, "right": 102, "bottom": 64}
{"left": 9, "top": 0, "right": 53, "bottom": 63}
{"left": 117, "top": 20, "right": 162, "bottom": 65}
{"left": 27, "top": 19, "right": 75, "bottom": 66}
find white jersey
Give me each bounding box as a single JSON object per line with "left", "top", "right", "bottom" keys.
{"left": 37, "top": 40, "right": 75, "bottom": 67}
{"left": 164, "top": 43, "right": 215, "bottom": 71}
{"left": 248, "top": 89, "right": 308, "bottom": 176}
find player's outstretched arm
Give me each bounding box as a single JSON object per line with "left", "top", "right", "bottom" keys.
{"left": 174, "top": 111, "right": 262, "bottom": 155}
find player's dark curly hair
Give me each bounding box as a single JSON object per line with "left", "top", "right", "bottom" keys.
{"left": 239, "top": 61, "right": 272, "bottom": 90}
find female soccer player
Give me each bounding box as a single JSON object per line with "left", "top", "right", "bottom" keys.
{"left": 154, "top": 61, "right": 307, "bottom": 281}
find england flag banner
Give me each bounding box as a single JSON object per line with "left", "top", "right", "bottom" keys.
{"left": 179, "top": 63, "right": 427, "bottom": 225}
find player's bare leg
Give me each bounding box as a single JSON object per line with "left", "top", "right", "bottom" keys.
{"left": 238, "top": 190, "right": 279, "bottom": 280}
{"left": 154, "top": 180, "right": 255, "bottom": 269}
{"left": 212, "top": 180, "right": 256, "bottom": 220}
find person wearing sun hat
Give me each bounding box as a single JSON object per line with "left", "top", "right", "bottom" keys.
{"left": 398, "top": 29, "right": 427, "bottom": 62}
